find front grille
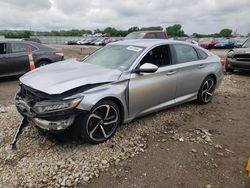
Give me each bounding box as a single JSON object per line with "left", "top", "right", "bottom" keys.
{"left": 233, "top": 54, "right": 250, "bottom": 62}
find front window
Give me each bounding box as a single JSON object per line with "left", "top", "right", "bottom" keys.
{"left": 242, "top": 39, "right": 250, "bottom": 48}
{"left": 83, "top": 45, "right": 145, "bottom": 70}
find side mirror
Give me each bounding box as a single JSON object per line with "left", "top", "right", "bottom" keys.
{"left": 133, "top": 63, "right": 158, "bottom": 74}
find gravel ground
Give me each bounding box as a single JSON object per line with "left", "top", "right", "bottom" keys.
{"left": 1, "top": 74, "right": 250, "bottom": 187}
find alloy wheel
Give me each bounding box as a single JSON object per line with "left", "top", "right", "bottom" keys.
{"left": 201, "top": 79, "right": 215, "bottom": 103}
{"left": 86, "top": 104, "right": 119, "bottom": 142}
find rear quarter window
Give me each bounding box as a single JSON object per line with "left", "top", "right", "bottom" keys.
{"left": 196, "top": 48, "right": 208, "bottom": 59}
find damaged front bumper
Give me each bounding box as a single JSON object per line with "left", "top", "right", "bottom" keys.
{"left": 33, "top": 116, "right": 75, "bottom": 131}
{"left": 15, "top": 85, "right": 86, "bottom": 132}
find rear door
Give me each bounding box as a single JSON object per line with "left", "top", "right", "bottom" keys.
{"left": 6, "top": 42, "right": 30, "bottom": 74}
{"left": 171, "top": 43, "right": 209, "bottom": 102}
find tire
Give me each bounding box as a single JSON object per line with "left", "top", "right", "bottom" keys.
{"left": 225, "top": 62, "right": 234, "bottom": 73}
{"left": 37, "top": 61, "right": 49, "bottom": 68}
{"left": 197, "top": 76, "right": 216, "bottom": 105}
{"left": 77, "top": 100, "right": 121, "bottom": 144}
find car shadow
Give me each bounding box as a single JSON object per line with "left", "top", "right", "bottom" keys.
{"left": 0, "top": 75, "right": 20, "bottom": 82}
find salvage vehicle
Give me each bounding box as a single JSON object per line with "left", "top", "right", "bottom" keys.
{"left": 198, "top": 38, "right": 217, "bottom": 49}
{"left": 15, "top": 39, "right": 223, "bottom": 144}
{"left": 225, "top": 38, "right": 250, "bottom": 72}
{"left": 0, "top": 40, "right": 64, "bottom": 77}
{"left": 124, "top": 31, "right": 168, "bottom": 40}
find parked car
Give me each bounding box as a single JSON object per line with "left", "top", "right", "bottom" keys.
{"left": 225, "top": 38, "right": 250, "bottom": 72}
{"left": 65, "top": 40, "right": 78, "bottom": 45}
{"left": 214, "top": 38, "right": 235, "bottom": 49}
{"left": 198, "top": 38, "right": 217, "bottom": 49}
{"left": 93, "top": 33, "right": 103, "bottom": 37}
{"left": 124, "top": 31, "right": 168, "bottom": 40}
{"left": 102, "top": 33, "right": 112, "bottom": 37}
{"left": 0, "top": 40, "right": 64, "bottom": 77}
{"left": 234, "top": 37, "right": 248, "bottom": 48}
{"left": 94, "top": 38, "right": 106, "bottom": 46}
{"left": 22, "top": 37, "right": 42, "bottom": 44}
{"left": 82, "top": 38, "right": 97, "bottom": 45}
{"left": 15, "top": 39, "right": 223, "bottom": 144}
{"left": 77, "top": 39, "right": 87, "bottom": 45}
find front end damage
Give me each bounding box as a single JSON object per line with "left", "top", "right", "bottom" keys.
{"left": 14, "top": 84, "right": 97, "bottom": 131}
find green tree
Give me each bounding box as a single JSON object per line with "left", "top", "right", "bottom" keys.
{"left": 219, "top": 28, "right": 232, "bottom": 38}
{"left": 128, "top": 26, "right": 140, "bottom": 33}
{"left": 166, "top": 24, "right": 186, "bottom": 37}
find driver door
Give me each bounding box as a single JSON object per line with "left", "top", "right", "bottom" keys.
{"left": 128, "top": 45, "right": 178, "bottom": 118}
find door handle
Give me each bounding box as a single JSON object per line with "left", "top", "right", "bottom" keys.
{"left": 198, "top": 64, "right": 206, "bottom": 69}
{"left": 166, "top": 70, "right": 177, "bottom": 75}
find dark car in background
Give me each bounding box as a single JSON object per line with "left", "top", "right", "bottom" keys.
{"left": 0, "top": 40, "right": 64, "bottom": 77}
{"left": 124, "top": 31, "right": 168, "bottom": 40}
{"left": 214, "top": 38, "right": 235, "bottom": 49}
{"left": 22, "top": 37, "right": 42, "bottom": 44}
{"left": 225, "top": 38, "right": 250, "bottom": 72}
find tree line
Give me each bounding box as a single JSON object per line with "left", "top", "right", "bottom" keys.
{"left": 0, "top": 25, "right": 235, "bottom": 38}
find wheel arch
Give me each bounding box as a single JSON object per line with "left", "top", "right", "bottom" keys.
{"left": 98, "top": 97, "right": 125, "bottom": 123}
{"left": 207, "top": 74, "right": 217, "bottom": 85}
{"left": 36, "top": 58, "right": 52, "bottom": 66}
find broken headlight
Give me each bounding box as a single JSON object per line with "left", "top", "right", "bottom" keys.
{"left": 33, "top": 98, "right": 82, "bottom": 114}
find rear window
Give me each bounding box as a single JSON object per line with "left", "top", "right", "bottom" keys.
{"left": 10, "top": 43, "right": 37, "bottom": 53}
{"left": 155, "top": 32, "right": 166, "bottom": 39}
{"left": 173, "top": 44, "right": 199, "bottom": 63}
{"left": 144, "top": 33, "right": 156, "bottom": 39}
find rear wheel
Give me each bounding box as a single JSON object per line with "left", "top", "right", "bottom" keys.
{"left": 80, "top": 100, "right": 121, "bottom": 144}
{"left": 37, "top": 61, "right": 49, "bottom": 68}
{"left": 197, "top": 76, "right": 216, "bottom": 104}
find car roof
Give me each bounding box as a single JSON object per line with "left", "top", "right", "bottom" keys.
{"left": 0, "top": 40, "right": 38, "bottom": 45}
{"left": 110, "top": 39, "right": 190, "bottom": 48}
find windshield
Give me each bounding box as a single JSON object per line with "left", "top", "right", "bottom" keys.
{"left": 124, "top": 32, "right": 145, "bottom": 40}
{"left": 83, "top": 45, "right": 145, "bottom": 70}
{"left": 242, "top": 39, "right": 250, "bottom": 48}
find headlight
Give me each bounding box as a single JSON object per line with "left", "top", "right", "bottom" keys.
{"left": 227, "top": 51, "right": 234, "bottom": 58}
{"left": 33, "top": 98, "right": 82, "bottom": 114}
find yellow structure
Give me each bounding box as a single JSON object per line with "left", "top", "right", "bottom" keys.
{"left": 247, "top": 157, "right": 250, "bottom": 177}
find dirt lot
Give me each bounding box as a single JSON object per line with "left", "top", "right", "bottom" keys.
{"left": 0, "top": 46, "right": 250, "bottom": 188}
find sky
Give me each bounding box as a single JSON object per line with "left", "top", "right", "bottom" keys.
{"left": 0, "top": 0, "right": 249, "bottom": 35}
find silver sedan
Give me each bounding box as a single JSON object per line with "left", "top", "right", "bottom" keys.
{"left": 16, "top": 39, "right": 224, "bottom": 144}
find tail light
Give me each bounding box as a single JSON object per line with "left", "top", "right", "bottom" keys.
{"left": 55, "top": 52, "right": 64, "bottom": 57}
{"left": 220, "top": 59, "right": 225, "bottom": 66}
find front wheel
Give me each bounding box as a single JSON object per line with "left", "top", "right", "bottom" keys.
{"left": 197, "top": 76, "right": 216, "bottom": 104}
{"left": 80, "top": 100, "right": 121, "bottom": 144}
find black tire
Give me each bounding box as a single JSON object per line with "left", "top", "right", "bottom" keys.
{"left": 76, "top": 100, "right": 121, "bottom": 144}
{"left": 37, "top": 61, "right": 49, "bottom": 68}
{"left": 225, "top": 62, "right": 233, "bottom": 73}
{"left": 197, "top": 76, "right": 216, "bottom": 105}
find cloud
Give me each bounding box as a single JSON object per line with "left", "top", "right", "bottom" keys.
{"left": 0, "top": 0, "right": 249, "bottom": 34}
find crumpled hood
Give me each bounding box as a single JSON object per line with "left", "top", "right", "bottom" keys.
{"left": 20, "top": 59, "right": 122, "bottom": 95}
